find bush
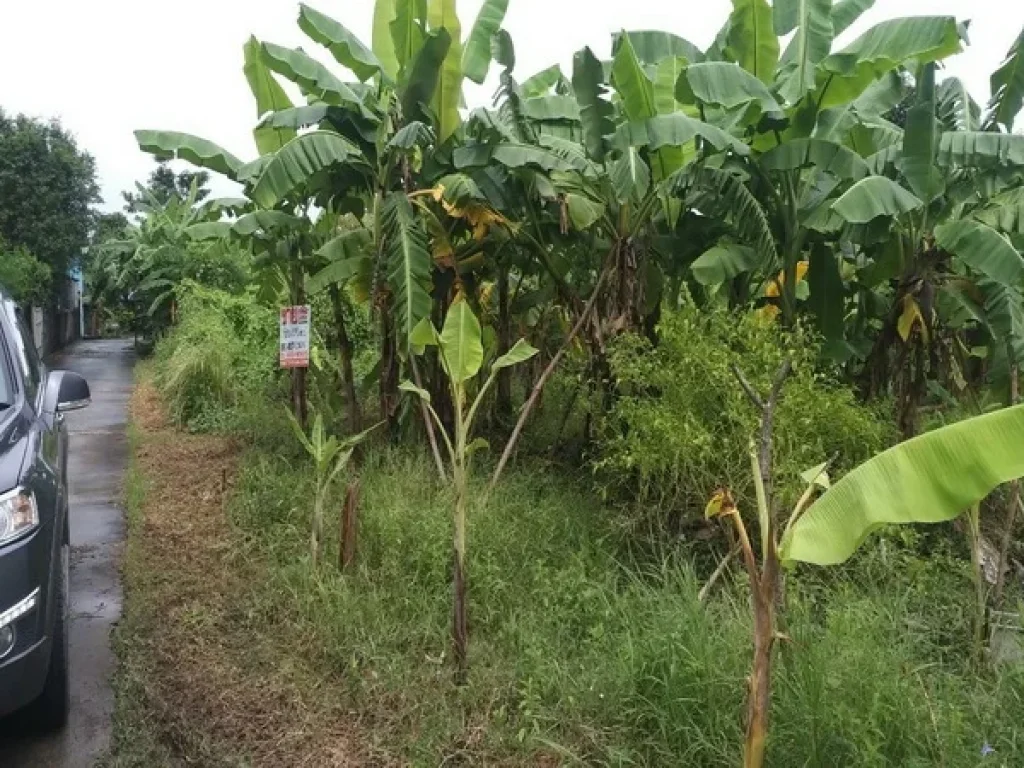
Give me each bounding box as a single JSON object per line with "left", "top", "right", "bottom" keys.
{"left": 0, "top": 240, "right": 51, "bottom": 304}
{"left": 596, "top": 301, "right": 893, "bottom": 529}
{"left": 154, "top": 281, "right": 278, "bottom": 431}
{"left": 154, "top": 279, "right": 378, "bottom": 438}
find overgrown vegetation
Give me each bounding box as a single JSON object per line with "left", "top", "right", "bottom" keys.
{"left": 153, "top": 282, "right": 277, "bottom": 430}
{"left": 0, "top": 239, "right": 52, "bottom": 305}
{"left": 97, "top": 0, "right": 1024, "bottom": 765}
{"left": 123, "top": 314, "right": 1024, "bottom": 764}
{"left": 597, "top": 301, "right": 891, "bottom": 528}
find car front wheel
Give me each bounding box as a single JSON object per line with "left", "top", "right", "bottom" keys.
{"left": 26, "top": 542, "right": 70, "bottom": 731}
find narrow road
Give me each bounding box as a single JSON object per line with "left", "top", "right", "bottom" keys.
{"left": 0, "top": 338, "right": 134, "bottom": 767}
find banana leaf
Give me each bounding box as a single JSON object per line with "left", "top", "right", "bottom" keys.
{"left": 782, "top": 404, "right": 1024, "bottom": 565}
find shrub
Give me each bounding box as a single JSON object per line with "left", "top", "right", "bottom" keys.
{"left": 596, "top": 301, "right": 893, "bottom": 529}
{"left": 0, "top": 240, "right": 51, "bottom": 304}
{"left": 154, "top": 281, "right": 278, "bottom": 430}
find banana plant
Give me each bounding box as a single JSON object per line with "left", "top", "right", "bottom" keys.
{"left": 464, "top": 30, "right": 760, "bottom": 335}
{"left": 399, "top": 296, "right": 538, "bottom": 684}
{"left": 669, "top": 4, "right": 966, "bottom": 330}
{"left": 827, "top": 61, "right": 1024, "bottom": 434}
{"left": 241, "top": 0, "right": 525, "bottom": 433}
{"left": 985, "top": 26, "right": 1024, "bottom": 133}
{"left": 781, "top": 402, "right": 1024, "bottom": 662}
{"left": 99, "top": 181, "right": 247, "bottom": 336}
{"left": 137, "top": 28, "right": 376, "bottom": 425}
{"left": 704, "top": 360, "right": 829, "bottom": 768}
{"left": 287, "top": 408, "right": 381, "bottom": 567}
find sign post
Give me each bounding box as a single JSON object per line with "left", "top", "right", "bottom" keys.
{"left": 279, "top": 305, "right": 311, "bottom": 369}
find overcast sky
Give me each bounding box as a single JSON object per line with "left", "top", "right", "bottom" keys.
{"left": 1, "top": 0, "right": 1021, "bottom": 211}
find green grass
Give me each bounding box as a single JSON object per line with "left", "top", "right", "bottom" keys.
{"left": 123, "top": 289, "right": 1024, "bottom": 765}
{"left": 97, "top": 404, "right": 180, "bottom": 768}
{"left": 225, "top": 442, "right": 1024, "bottom": 766}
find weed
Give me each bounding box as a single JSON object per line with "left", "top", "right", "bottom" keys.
{"left": 596, "top": 301, "right": 892, "bottom": 531}
{"left": 224, "top": 442, "right": 1024, "bottom": 765}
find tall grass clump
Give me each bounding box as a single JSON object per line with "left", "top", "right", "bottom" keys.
{"left": 154, "top": 281, "right": 278, "bottom": 431}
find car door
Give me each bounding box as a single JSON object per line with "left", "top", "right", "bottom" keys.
{"left": 0, "top": 301, "right": 64, "bottom": 615}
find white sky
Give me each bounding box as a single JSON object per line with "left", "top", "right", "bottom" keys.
{"left": 1, "top": 0, "right": 1021, "bottom": 211}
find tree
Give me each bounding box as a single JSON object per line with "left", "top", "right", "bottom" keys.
{"left": 92, "top": 212, "right": 131, "bottom": 245}
{"left": 826, "top": 62, "right": 1024, "bottom": 435}
{"left": 122, "top": 161, "right": 211, "bottom": 213}
{"left": 0, "top": 110, "right": 100, "bottom": 287}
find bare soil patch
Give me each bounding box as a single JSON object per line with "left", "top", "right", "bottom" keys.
{"left": 118, "top": 380, "right": 386, "bottom": 767}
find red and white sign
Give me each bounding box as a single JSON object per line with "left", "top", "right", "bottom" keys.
{"left": 279, "top": 305, "right": 311, "bottom": 369}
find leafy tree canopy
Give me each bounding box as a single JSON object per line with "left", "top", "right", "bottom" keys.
{"left": 122, "top": 161, "right": 211, "bottom": 214}
{"left": 92, "top": 211, "right": 131, "bottom": 245}
{"left": 0, "top": 109, "right": 100, "bottom": 284}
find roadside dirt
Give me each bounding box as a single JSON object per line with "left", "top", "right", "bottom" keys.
{"left": 117, "top": 381, "right": 382, "bottom": 767}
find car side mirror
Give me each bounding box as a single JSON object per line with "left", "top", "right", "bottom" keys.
{"left": 42, "top": 371, "right": 91, "bottom": 415}
{"left": 58, "top": 372, "right": 91, "bottom": 412}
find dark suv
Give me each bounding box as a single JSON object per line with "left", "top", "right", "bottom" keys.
{"left": 0, "top": 289, "right": 90, "bottom": 730}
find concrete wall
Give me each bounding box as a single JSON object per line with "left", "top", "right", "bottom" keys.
{"left": 26, "top": 276, "right": 82, "bottom": 356}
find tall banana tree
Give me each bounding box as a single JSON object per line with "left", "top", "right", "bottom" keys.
{"left": 243, "top": 1, "right": 524, "bottom": 432}
{"left": 462, "top": 28, "right": 763, "bottom": 349}
{"left": 666, "top": 2, "right": 967, "bottom": 331}
{"left": 466, "top": 4, "right": 971, "bottom": 394}
{"left": 824, "top": 60, "right": 1024, "bottom": 434}
{"left": 137, "top": 26, "right": 372, "bottom": 425}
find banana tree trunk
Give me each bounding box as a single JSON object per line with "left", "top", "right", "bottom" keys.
{"left": 329, "top": 285, "right": 361, "bottom": 434}
{"left": 452, "top": 465, "right": 469, "bottom": 685}
{"left": 489, "top": 264, "right": 612, "bottom": 493}
{"left": 746, "top": 607, "right": 773, "bottom": 767}
{"left": 340, "top": 480, "right": 360, "bottom": 572}
{"left": 291, "top": 263, "right": 308, "bottom": 429}
{"left": 379, "top": 296, "right": 400, "bottom": 437}
{"left": 430, "top": 295, "right": 456, "bottom": 436}
{"left": 966, "top": 504, "right": 987, "bottom": 665}
{"left": 745, "top": 552, "right": 779, "bottom": 768}
{"left": 733, "top": 362, "right": 790, "bottom": 768}
{"left": 293, "top": 367, "right": 308, "bottom": 430}
{"left": 995, "top": 362, "right": 1020, "bottom": 607}
{"left": 311, "top": 488, "right": 324, "bottom": 567}
{"left": 496, "top": 264, "right": 512, "bottom": 421}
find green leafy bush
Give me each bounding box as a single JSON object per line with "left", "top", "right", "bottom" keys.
{"left": 596, "top": 301, "right": 893, "bottom": 528}
{"left": 154, "top": 281, "right": 278, "bottom": 430}
{"left": 0, "top": 240, "right": 52, "bottom": 304}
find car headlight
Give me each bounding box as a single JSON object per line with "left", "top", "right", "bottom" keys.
{"left": 0, "top": 489, "right": 39, "bottom": 546}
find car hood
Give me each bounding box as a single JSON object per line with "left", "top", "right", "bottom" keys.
{"left": 0, "top": 406, "right": 30, "bottom": 494}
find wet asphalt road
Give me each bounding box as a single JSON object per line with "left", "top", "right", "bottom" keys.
{"left": 0, "top": 338, "right": 134, "bottom": 767}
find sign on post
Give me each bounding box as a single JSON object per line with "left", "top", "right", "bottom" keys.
{"left": 279, "top": 305, "right": 311, "bottom": 369}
